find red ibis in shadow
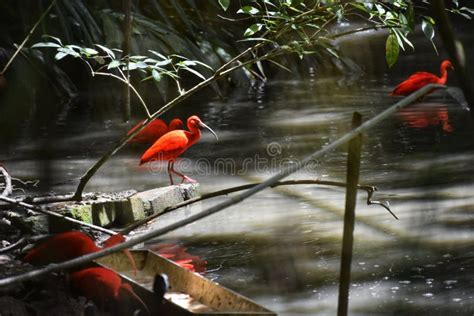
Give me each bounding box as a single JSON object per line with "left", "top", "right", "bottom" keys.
{"left": 128, "top": 118, "right": 183, "bottom": 145}
{"left": 390, "top": 60, "right": 453, "bottom": 97}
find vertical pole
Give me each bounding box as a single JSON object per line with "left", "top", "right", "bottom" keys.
{"left": 121, "top": 0, "right": 132, "bottom": 122}
{"left": 337, "top": 112, "right": 363, "bottom": 316}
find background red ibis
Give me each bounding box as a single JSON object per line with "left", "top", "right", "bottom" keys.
{"left": 128, "top": 118, "right": 183, "bottom": 144}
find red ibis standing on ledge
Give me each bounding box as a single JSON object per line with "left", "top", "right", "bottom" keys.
{"left": 140, "top": 115, "right": 218, "bottom": 184}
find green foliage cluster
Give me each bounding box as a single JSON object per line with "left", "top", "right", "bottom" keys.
{"left": 32, "top": 35, "right": 213, "bottom": 93}
{"left": 217, "top": 0, "right": 472, "bottom": 68}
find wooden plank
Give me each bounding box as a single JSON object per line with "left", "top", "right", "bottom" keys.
{"left": 98, "top": 250, "right": 276, "bottom": 315}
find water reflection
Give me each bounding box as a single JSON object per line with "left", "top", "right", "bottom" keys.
{"left": 396, "top": 103, "right": 453, "bottom": 133}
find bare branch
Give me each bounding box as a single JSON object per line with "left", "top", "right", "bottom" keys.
{"left": 0, "top": 235, "right": 49, "bottom": 254}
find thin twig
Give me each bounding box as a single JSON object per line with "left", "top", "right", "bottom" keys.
{"left": 0, "top": 85, "right": 441, "bottom": 287}
{"left": 0, "top": 235, "right": 49, "bottom": 254}
{"left": 366, "top": 187, "right": 398, "bottom": 219}
{"left": 1, "top": 0, "right": 57, "bottom": 74}
{"left": 0, "top": 195, "right": 115, "bottom": 235}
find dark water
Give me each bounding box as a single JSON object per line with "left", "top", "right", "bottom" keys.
{"left": 2, "top": 27, "right": 474, "bottom": 315}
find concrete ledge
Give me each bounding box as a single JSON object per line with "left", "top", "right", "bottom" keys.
{"left": 46, "top": 184, "right": 200, "bottom": 232}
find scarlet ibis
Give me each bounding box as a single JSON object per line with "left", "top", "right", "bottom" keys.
{"left": 128, "top": 118, "right": 183, "bottom": 144}
{"left": 390, "top": 60, "right": 453, "bottom": 96}
{"left": 70, "top": 267, "right": 149, "bottom": 315}
{"left": 139, "top": 115, "right": 218, "bottom": 184}
{"left": 23, "top": 231, "right": 137, "bottom": 272}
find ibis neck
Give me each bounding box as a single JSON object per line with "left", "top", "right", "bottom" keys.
{"left": 439, "top": 65, "right": 449, "bottom": 84}
{"left": 187, "top": 124, "right": 201, "bottom": 144}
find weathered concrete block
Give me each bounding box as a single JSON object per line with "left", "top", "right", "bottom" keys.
{"left": 130, "top": 183, "right": 200, "bottom": 216}
{"left": 48, "top": 204, "right": 93, "bottom": 233}
{"left": 91, "top": 202, "right": 116, "bottom": 227}
{"left": 114, "top": 198, "right": 145, "bottom": 226}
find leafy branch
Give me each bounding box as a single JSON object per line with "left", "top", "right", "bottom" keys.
{"left": 32, "top": 36, "right": 214, "bottom": 118}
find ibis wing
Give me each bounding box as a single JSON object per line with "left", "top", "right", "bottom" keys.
{"left": 140, "top": 131, "right": 189, "bottom": 163}
{"left": 405, "top": 72, "right": 439, "bottom": 85}
{"left": 392, "top": 72, "right": 438, "bottom": 95}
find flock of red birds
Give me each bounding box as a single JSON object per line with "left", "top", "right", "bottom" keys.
{"left": 19, "top": 60, "right": 454, "bottom": 313}
{"left": 131, "top": 60, "right": 454, "bottom": 185}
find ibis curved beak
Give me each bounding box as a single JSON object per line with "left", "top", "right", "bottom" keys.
{"left": 199, "top": 121, "right": 218, "bottom": 141}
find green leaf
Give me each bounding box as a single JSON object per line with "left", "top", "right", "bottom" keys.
{"left": 386, "top": 34, "right": 399, "bottom": 68}
{"left": 82, "top": 48, "right": 99, "bottom": 56}
{"left": 237, "top": 6, "right": 260, "bottom": 15}
{"left": 218, "top": 0, "right": 230, "bottom": 11}
{"left": 244, "top": 23, "right": 263, "bottom": 37}
{"left": 364, "top": 2, "right": 374, "bottom": 11}
{"left": 182, "top": 60, "right": 197, "bottom": 66}
{"left": 460, "top": 7, "right": 474, "bottom": 15}
{"left": 31, "top": 42, "right": 61, "bottom": 49}
{"left": 391, "top": 29, "right": 405, "bottom": 51}
{"left": 42, "top": 35, "right": 63, "bottom": 45}
{"left": 155, "top": 59, "right": 172, "bottom": 67}
{"left": 149, "top": 50, "right": 168, "bottom": 60}
{"left": 422, "top": 19, "right": 438, "bottom": 54}
{"left": 422, "top": 19, "right": 435, "bottom": 41}
{"left": 135, "top": 61, "right": 148, "bottom": 69}
{"left": 126, "top": 62, "right": 138, "bottom": 71}
{"left": 375, "top": 3, "right": 385, "bottom": 15}
{"left": 95, "top": 44, "right": 116, "bottom": 59}
{"left": 58, "top": 47, "right": 80, "bottom": 58}
{"left": 55, "top": 51, "right": 68, "bottom": 60}
{"left": 152, "top": 69, "right": 162, "bottom": 82}
{"left": 107, "top": 60, "right": 121, "bottom": 69}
